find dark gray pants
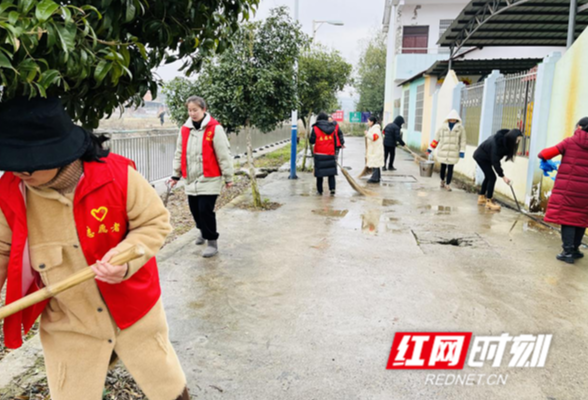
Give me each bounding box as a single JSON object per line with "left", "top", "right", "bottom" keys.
{"left": 317, "top": 176, "right": 336, "bottom": 193}
{"left": 561, "top": 225, "right": 586, "bottom": 252}
{"left": 369, "top": 168, "right": 381, "bottom": 182}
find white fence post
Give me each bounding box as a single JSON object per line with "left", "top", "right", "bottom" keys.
{"left": 478, "top": 70, "right": 502, "bottom": 145}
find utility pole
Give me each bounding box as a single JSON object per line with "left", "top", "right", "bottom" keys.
{"left": 289, "top": 0, "right": 300, "bottom": 179}
{"left": 567, "top": 0, "right": 578, "bottom": 48}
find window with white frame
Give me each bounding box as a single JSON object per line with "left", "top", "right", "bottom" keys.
{"left": 415, "top": 84, "right": 424, "bottom": 132}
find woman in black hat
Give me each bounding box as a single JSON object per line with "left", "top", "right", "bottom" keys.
{"left": 0, "top": 97, "right": 189, "bottom": 400}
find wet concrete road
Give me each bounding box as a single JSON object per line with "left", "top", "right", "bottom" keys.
{"left": 157, "top": 137, "right": 588, "bottom": 399}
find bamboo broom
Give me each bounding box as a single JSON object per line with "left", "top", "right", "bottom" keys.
{"left": 338, "top": 162, "right": 377, "bottom": 196}
{"left": 403, "top": 145, "right": 428, "bottom": 162}
{"left": 0, "top": 245, "right": 145, "bottom": 321}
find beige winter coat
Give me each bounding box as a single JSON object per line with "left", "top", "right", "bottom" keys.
{"left": 0, "top": 168, "right": 186, "bottom": 400}
{"left": 172, "top": 113, "right": 234, "bottom": 196}
{"left": 430, "top": 110, "right": 467, "bottom": 165}
{"left": 365, "top": 124, "right": 385, "bottom": 168}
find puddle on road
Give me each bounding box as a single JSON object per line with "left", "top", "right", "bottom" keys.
{"left": 312, "top": 208, "right": 349, "bottom": 218}
{"left": 382, "top": 199, "right": 399, "bottom": 207}
{"left": 311, "top": 238, "right": 330, "bottom": 250}
{"left": 386, "top": 223, "right": 403, "bottom": 233}
{"left": 189, "top": 301, "right": 206, "bottom": 310}
{"left": 509, "top": 218, "right": 557, "bottom": 235}
{"left": 362, "top": 209, "right": 382, "bottom": 235}
{"left": 523, "top": 220, "right": 555, "bottom": 233}
{"left": 419, "top": 205, "right": 458, "bottom": 215}
{"left": 544, "top": 276, "right": 558, "bottom": 286}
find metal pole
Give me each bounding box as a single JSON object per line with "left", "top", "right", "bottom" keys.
{"left": 289, "top": 0, "right": 299, "bottom": 179}
{"left": 567, "top": 0, "right": 578, "bottom": 48}
{"left": 448, "top": 45, "right": 454, "bottom": 71}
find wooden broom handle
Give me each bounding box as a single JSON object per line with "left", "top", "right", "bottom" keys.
{"left": 0, "top": 245, "right": 145, "bottom": 321}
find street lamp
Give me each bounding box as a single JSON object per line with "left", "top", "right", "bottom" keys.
{"left": 312, "top": 20, "right": 345, "bottom": 41}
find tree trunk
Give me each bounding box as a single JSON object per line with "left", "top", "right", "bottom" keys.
{"left": 301, "top": 112, "right": 312, "bottom": 172}
{"left": 247, "top": 125, "right": 262, "bottom": 208}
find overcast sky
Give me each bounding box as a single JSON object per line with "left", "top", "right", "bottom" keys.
{"left": 154, "top": 0, "right": 386, "bottom": 87}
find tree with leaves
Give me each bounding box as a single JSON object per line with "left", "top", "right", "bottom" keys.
{"left": 298, "top": 45, "right": 352, "bottom": 170}
{"left": 161, "top": 77, "right": 198, "bottom": 126}
{"left": 192, "top": 7, "right": 307, "bottom": 208}
{"left": 0, "top": 0, "right": 259, "bottom": 128}
{"left": 356, "top": 32, "right": 387, "bottom": 119}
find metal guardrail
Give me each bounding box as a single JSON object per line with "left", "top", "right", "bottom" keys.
{"left": 493, "top": 71, "right": 537, "bottom": 157}
{"left": 107, "top": 125, "right": 292, "bottom": 183}
{"left": 108, "top": 133, "right": 177, "bottom": 183}
{"left": 460, "top": 82, "right": 485, "bottom": 146}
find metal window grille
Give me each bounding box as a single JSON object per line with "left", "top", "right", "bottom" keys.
{"left": 492, "top": 70, "right": 537, "bottom": 157}
{"left": 438, "top": 20, "right": 453, "bottom": 54}
{"left": 403, "top": 91, "right": 410, "bottom": 126}
{"left": 459, "top": 82, "right": 485, "bottom": 146}
{"left": 415, "top": 85, "right": 425, "bottom": 132}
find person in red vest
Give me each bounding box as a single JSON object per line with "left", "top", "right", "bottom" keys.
{"left": 538, "top": 117, "right": 588, "bottom": 264}
{"left": 310, "top": 112, "right": 344, "bottom": 195}
{"left": 169, "top": 96, "right": 233, "bottom": 258}
{"left": 0, "top": 97, "right": 188, "bottom": 400}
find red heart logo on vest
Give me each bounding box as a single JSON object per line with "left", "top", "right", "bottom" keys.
{"left": 91, "top": 207, "right": 108, "bottom": 222}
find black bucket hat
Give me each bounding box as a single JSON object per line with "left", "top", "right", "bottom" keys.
{"left": 0, "top": 97, "right": 89, "bottom": 172}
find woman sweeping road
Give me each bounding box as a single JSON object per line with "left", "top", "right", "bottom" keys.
{"left": 169, "top": 96, "right": 234, "bottom": 258}
{"left": 538, "top": 117, "right": 588, "bottom": 264}
{"left": 365, "top": 116, "right": 385, "bottom": 184}
{"left": 382, "top": 116, "right": 406, "bottom": 171}
{"left": 473, "top": 129, "right": 522, "bottom": 211}
{"left": 0, "top": 97, "right": 189, "bottom": 400}
{"left": 310, "top": 112, "right": 344, "bottom": 195}
{"left": 428, "top": 110, "right": 467, "bottom": 192}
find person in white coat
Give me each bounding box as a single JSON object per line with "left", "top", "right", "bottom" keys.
{"left": 365, "top": 116, "right": 384, "bottom": 183}
{"left": 427, "top": 110, "right": 467, "bottom": 191}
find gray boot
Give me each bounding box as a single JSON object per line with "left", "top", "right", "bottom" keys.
{"left": 203, "top": 240, "right": 218, "bottom": 258}
{"left": 195, "top": 231, "right": 205, "bottom": 245}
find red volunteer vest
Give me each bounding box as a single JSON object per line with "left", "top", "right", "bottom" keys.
{"left": 0, "top": 154, "right": 161, "bottom": 349}
{"left": 313, "top": 125, "right": 340, "bottom": 156}
{"left": 181, "top": 117, "right": 222, "bottom": 179}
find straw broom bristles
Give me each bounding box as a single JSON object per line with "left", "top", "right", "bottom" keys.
{"left": 338, "top": 163, "right": 377, "bottom": 196}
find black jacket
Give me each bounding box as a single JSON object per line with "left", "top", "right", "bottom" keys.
{"left": 310, "top": 120, "right": 341, "bottom": 177}
{"left": 383, "top": 116, "right": 406, "bottom": 147}
{"left": 473, "top": 129, "right": 513, "bottom": 178}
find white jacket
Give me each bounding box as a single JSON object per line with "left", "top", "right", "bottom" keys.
{"left": 430, "top": 110, "right": 467, "bottom": 165}
{"left": 172, "top": 114, "right": 234, "bottom": 196}
{"left": 365, "top": 124, "right": 384, "bottom": 168}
